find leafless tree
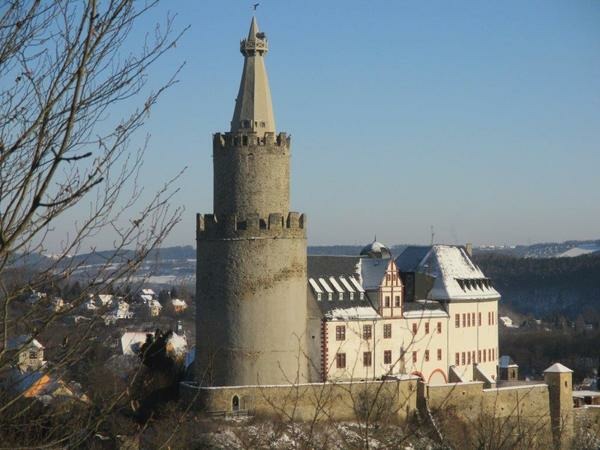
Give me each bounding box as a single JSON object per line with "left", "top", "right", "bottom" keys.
{"left": 0, "top": 0, "right": 187, "bottom": 446}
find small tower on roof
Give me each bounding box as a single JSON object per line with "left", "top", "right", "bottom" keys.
{"left": 231, "top": 17, "right": 276, "bottom": 136}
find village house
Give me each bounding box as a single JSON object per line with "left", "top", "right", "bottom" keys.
{"left": 6, "top": 335, "right": 46, "bottom": 372}
{"left": 170, "top": 298, "right": 188, "bottom": 314}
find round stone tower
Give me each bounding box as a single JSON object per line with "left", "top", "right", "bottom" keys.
{"left": 196, "top": 17, "right": 308, "bottom": 387}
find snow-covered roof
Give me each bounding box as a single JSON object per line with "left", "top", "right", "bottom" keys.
{"left": 402, "top": 300, "right": 448, "bottom": 319}
{"left": 499, "top": 355, "right": 518, "bottom": 368}
{"left": 325, "top": 306, "right": 380, "bottom": 321}
{"left": 140, "top": 294, "right": 154, "bottom": 303}
{"left": 147, "top": 299, "right": 162, "bottom": 308}
{"left": 171, "top": 298, "right": 187, "bottom": 307}
{"left": 141, "top": 288, "right": 155, "bottom": 296}
{"left": 544, "top": 362, "right": 573, "bottom": 373}
{"left": 167, "top": 332, "right": 187, "bottom": 356}
{"left": 120, "top": 332, "right": 150, "bottom": 356}
{"left": 572, "top": 390, "right": 600, "bottom": 398}
{"left": 360, "top": 240, "right": 391, "bottom": 259}
{"left": 357, "top": 258, "right": 388, "bottom": 290}
{"left": 97, "top": 294, "right": 114, "bottom": 306}
{"left": 7, "top": 336, "right": 44, "bottom": 351}
{"left": 396, "top": 245, "right": 500, "bottom": 301}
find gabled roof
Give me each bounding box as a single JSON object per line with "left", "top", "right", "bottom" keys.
{"left": 499, "top": 355, "right": 518, "bottom": 368}
{"left": 357, "top": 258, "right": 390, "bottom": 291}
{"left": 7, "top": 336, "right": 44, "bottom": 351}
{"left": 396, "top": 245, "right": 499, "bottom": 301}
{"left": 544, "top": 362, "right": 573, "bottom": 373}
{"left": 307, "top": 255, "right": 360, "bottom": 279}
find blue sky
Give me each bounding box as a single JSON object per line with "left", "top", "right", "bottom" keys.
{"left": 67, "top": 1, "right": 600, "bottom": 250}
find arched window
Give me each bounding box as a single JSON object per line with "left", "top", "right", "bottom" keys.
{"left": 232, "top": 395, "right": 240, "bottom": 412}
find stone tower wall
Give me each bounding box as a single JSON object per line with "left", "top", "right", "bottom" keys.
{"left": 213, "top": 132, "right": 290, "bottom": 219}
{"left": 195, "top": 212, "right": 307, "bottom": 386}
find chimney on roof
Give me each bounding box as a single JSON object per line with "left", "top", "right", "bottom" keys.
{"left": 465, "top": 243, "right": 473, "bottom": 257}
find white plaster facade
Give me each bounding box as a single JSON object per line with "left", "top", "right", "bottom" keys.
{"left": 309, "top": 244, "right": 500, "bottom": 386}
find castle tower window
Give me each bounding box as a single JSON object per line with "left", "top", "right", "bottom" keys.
{"left": 461, "top": 352, "right": 466, "bottom": 365}
{"left": 462, "top": 314, "right": 466, "bottom": 327}
{"left": 336, "top": 353, "right": 346, "bottom": 369}
{"left": 455, "top": 353, "right": 460, "bottom": 366}
{"left": 232, "top": 395, "right": 240, "bottom": 412}
{"left": 384, "top": 296, "right": 390, "bottom": 307}
{"left": 425, "top": 350, "right": 430, "bottom": 362}
{"left": 412, "top": 323, "right": 418, "bottom": 335}
{"left": 363, "top": 351, "right": 372, "bottom": 367}
{"left": 437, "top": 322, "right": 442, "bottom": 334}
{"left": 363, "top": 325, "right": 372, "bottom": 340}
{"left": 242, "top": 135, "right": 248, "bottom": 145}
{"left": 437, "top": 349, "right": 442, "bottom": 360}
{"left": 412, "top": 351, "right": 417, "bottom": 363}
{"left": 478, "top": 312, "right": 482, "bottom": 326}
{"left": 467, "top": 314, "right": 471, "bottom": 327}
{"left": 425, "top": 323, "right": 430, "bottom": 334}
{"left": 384, "top": 350, "right": 392, "bottom": 364}
{"left": 472, "top": 313, "right": 476, "bottom": 326}
{"left": 455, "top": 314, "right": 460, "bottom": 328}
{"left": 395, "top": 296, "right": 400, "bottom": 307}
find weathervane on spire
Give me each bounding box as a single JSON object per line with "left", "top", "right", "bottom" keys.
{"left": 253, "top": 3, "right": 260, "bottom": 11}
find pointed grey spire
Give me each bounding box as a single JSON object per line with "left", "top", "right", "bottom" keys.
{"left": 230, "top": 17, "right": 276, "bottom": 135}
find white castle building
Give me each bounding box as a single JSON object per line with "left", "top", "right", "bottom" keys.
{"left": 195, "top": 17, "right": 500, "bottom": 388}
{"left": 306, "top": 242, "right": 500, "bottom": 385}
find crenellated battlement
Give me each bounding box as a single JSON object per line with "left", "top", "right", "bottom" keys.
{"left": 197, "top": 211, "right": 306, "bottom": 240}
{"left": 213, "top": 132, "right": 291, "bottom": 150}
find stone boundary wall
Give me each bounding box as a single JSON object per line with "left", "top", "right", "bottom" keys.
{"left": 181, "top": 378, "right": 419, "bottom": 422}
{"left": 574, "top": 405, "right": 600, "bottom": 429}
{"left": 425, "top": 381, "right": 550, "bottom": 420}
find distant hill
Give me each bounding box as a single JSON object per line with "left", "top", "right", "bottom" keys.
{"left": 10, "top": 241, "right": 600, "bottom": 322}
{"left": 475, "top": 239, "right": 600, "bottom": 259}
{"left": 474, "top": 253, "right": 600, "bottom": 321}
